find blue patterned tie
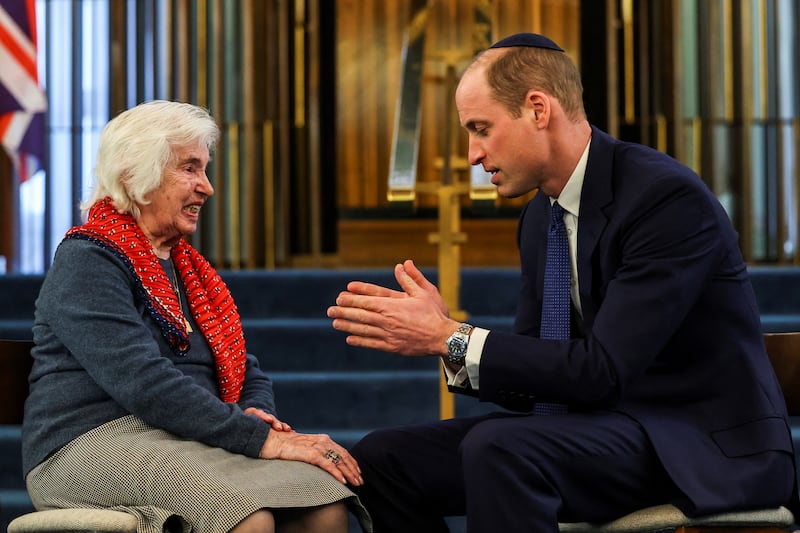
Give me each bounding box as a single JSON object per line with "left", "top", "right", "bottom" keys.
{"left": 536, "top": 201, "right": 570, "bottom": 415}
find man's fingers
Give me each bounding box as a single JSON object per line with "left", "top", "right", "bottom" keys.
{"left": 344, "top": 334, "right": 395, "bottom": 352}
{"left": 344, "top": 281, "right": 404, "bottom": 298}
{"left": 331, "top": 318, "right": 385, "bottom": 339}
{"left": 394, "top": 262, "right": 425, "bottom": 296}
{"left": 328, "top": 301, "right": 387, "bottom": 330}
{"left": 330, "top": 291, "right": 401, "bottom": 319}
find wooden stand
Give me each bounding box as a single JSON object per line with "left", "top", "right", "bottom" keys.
{"left": 416, "top": 181, "right": 470, "bottom": 419}
{"left": 398, "top": 45, "right": 480, "bottom": 419}
{"left": 418, "top": 49, "right": 474, "bottom": 420}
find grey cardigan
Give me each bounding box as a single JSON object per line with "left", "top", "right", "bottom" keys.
{"left": 22, "top": 238, "right": 275, "bottom": 476}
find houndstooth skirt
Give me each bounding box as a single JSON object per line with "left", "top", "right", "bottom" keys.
{"left": 26, "top": 415, "right": 372, "bottom": 533}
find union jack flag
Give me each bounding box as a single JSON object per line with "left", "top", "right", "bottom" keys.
{"left": 0, "top": 0, "right": 46, "bottom": 182}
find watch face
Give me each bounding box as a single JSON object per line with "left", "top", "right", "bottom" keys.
{"left": 447, "top": 325, "right": 472, "bottom": 365}
{"left": 447, "top": 334, "right": 464, "bottom": 351}
{"left": 447, "top": 334, "right": 468, "bottom": 364}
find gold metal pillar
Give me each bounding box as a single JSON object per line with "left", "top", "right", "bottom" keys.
{"left": 416, "top": 50, "right": 470, "bottom": 420}
{"left": 416, "top": 180, "right": 469, "bottom": 420}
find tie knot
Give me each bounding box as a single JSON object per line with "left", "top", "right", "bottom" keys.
{"left": 550, "top": 201, "right": 565, "bottom": 226}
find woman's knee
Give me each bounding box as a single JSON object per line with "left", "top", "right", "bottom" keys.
{"left": 275, "top": 502, "right": 348, "bottom": 533}
{"left": 230, "top": 509, "right": 274, "bottom": 533}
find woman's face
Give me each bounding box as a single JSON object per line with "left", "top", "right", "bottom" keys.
{"left": 137, "top": 141, "right": 214, "bottom": 255}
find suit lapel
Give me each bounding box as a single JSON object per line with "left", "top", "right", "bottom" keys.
{"left": 576, "top": 127, "right": 615, "bottom": 328}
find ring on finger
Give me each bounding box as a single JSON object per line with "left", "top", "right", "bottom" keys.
{"left": 325, "top": 449, "right": 342, "bottom": 465}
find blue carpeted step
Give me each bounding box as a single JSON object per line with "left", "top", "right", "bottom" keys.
{"left": 0, "top": 320, "right": 38, "bottom": 341}
{"left": 749, "top": 266, "right": 800, "bottom": 315}
{"left": 224, "top": 269, "right": 407, "bottom": 319}
{"left": 244, "top": 318, "right": 436, "bottom": 372}
{"left": 223, "top": 267, "right": 521, "bottom": 319}
{"left": 0, "top": 489, "right": 35, "bottom": 532}
{"left": 3, "top": 267, "right": 800, "bottom": 330}
{"left": 761, "top": 315, "right": 800, "bottom": 333}
{"left": 271, "top": 370, "right": 441, "bottom": 428}
{"left": 271, "top": 367, "right": 506, "bottom": 429}
{"left": 245, "top": 316, "right": 515, "bottom": 373}
{"left": 301, "top": 429, "right": 372, "bottom": 450}
{"left": 0, "top": 275, "right": 42, "bottom": 321}
{"left": 0, "top": 426, "right": 24, "bottom": 490}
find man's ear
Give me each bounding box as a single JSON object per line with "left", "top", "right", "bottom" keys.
{"left": 526, "top": 90, "right": 549, "bottom": 127}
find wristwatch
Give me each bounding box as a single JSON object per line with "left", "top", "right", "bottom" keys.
{"left": 446, "top": 323, "right": 474, "bottom": 366}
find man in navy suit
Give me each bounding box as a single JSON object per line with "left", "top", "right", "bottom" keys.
{"left": 326, "top": 33, "right": 796, "bottom": 532}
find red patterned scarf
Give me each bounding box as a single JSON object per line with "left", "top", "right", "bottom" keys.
{"left": 65, "top": 197, "right": 246, "bottom": 402}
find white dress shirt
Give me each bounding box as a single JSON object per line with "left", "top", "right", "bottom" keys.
{"left": 445, "top": 139, "right": 591, "bottom": 390}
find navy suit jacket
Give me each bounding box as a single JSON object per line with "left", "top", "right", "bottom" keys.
{"left": 473, "top": 127, "right": 796, "bottom": 515}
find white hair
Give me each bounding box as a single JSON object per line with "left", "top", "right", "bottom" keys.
{"left": 83, "top": 100, "right": 220, "bottom": 219}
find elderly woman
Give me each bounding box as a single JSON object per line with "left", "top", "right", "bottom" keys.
{"left": 22, "top": 100, "right": 371, "bottom": 533}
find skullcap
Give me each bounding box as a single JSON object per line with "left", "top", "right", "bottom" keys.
{"left": 490, "top": 33, "right": 564, "bottom": 52}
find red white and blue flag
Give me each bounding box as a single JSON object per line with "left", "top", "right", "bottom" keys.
{"left": 0, "top": 0, "right": 46, "bottom": 182}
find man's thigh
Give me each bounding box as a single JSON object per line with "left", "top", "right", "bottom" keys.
{"left": 460, "top": 411, "right": 679, "bottom": 523}
{"left": 352, "top": 412, "right": 514, "bottom": 515}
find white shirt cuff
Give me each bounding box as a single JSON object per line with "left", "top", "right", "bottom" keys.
{"left": 443, "top": 326, "right": 489, "bottom": 390}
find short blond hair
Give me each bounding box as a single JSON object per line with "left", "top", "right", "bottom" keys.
{"left": 475, "top": 46, "right": 586, "bottom": 122}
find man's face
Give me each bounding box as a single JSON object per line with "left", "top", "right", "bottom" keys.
{"left": 456, "top": 64, "right": 547, "bottom": 199}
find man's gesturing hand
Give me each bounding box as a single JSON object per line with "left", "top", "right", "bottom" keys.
{"left": 327, "top": 259, "right": 458, "bottom": 357}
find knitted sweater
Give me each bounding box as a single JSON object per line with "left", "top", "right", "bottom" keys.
{"left": 22, "top": 238, "right": 275, "bottom": 476}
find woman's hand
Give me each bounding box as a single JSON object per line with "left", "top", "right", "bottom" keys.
{"left": 244, "top": 407, "right": 292, "bottom": 432}
{"left": 260, "top": 430, "right": 362, "bottom": 486}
